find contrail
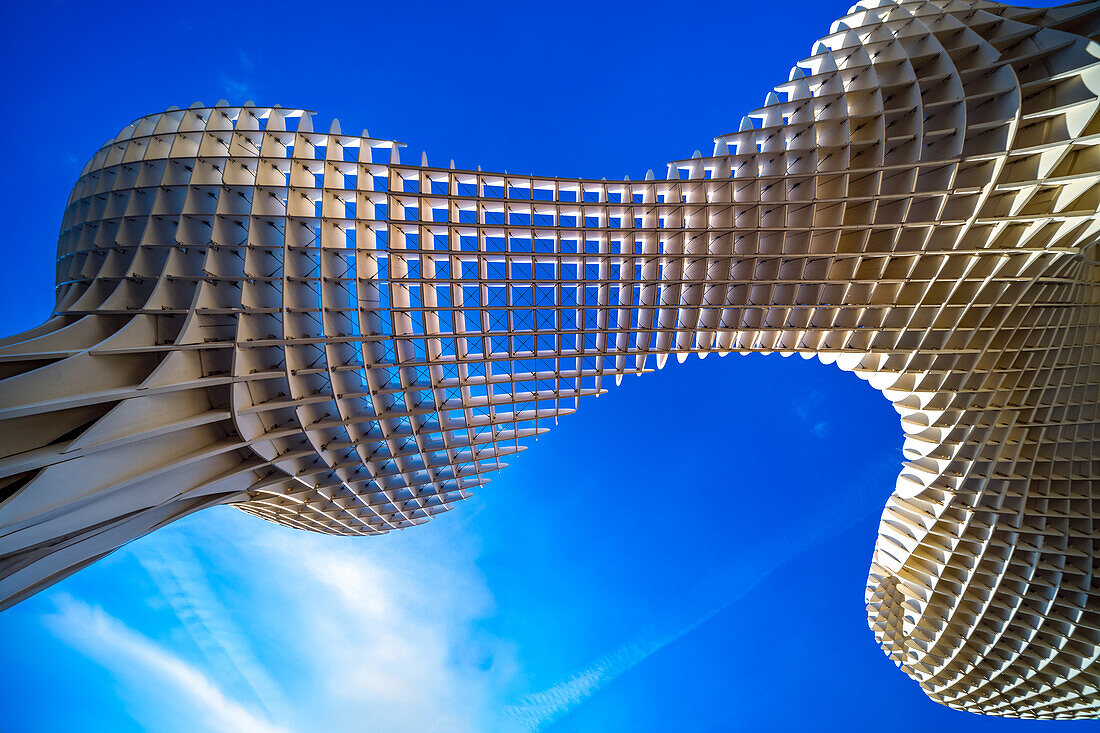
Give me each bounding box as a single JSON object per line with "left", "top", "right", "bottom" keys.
{"left": 43, "top": 593, "right": 290, "bottom": 733}
{"left": 505, "top": 465, "right": 895, "bottom": 730}
{"left": 136, "top": 530, "right": 290, "bottom": 723}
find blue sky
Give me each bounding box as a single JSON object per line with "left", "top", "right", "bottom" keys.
{"left": 0, "top": 1, "right": 1091, "bottom": 731}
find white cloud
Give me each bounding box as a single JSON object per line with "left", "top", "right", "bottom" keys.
{"left": 45, "top": 507, "right": 518, "bottom": 733}
{"left": 248, "top": 519, "right": 518, "bottom": 732}
{"left": 136, "top": 538, "right": 290, "bottom": 722}
{"left": 39, "top": 464, "right": 893, "bottom": 733}
{"left": 43, "top": 593, "right": 289, "bottom": 733}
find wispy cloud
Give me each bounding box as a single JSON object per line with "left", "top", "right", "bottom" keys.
{"left": 792, "top": 383, "right": 830, "bottom": 437}
{"left": 45, "top": 508, "right": 518, "bottom": 733}
{"left": 505, "top": 471, "right": 890, "bottom": 730}
{"left": 43, "top": 593, "right": 289, "bottom": 733}
{"left": 218, "top": 75, "right": 255, "bottom": 105}
{"left": 249, "top": 523, "right": 518, "bottom": 732}
{"left": 136, "top": 537, "right": 290, "bottom": 722}
{"left": 37, "top": 463, "right": 895, "bottom": 733}
{"left": 218, "top": 50, "right": 257, "bottom": 103}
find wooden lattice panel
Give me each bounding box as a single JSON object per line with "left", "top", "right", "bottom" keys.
{"left": 1, "top": 0, "right": 1098, "bottom": 718}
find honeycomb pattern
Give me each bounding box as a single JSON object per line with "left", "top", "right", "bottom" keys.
{"left": 1, "top": 0, "right": 1098, "bottom": 718}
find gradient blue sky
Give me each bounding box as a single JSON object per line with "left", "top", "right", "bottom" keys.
{"left": 0, "top": 1, "right": 1092, "bottom": 731}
